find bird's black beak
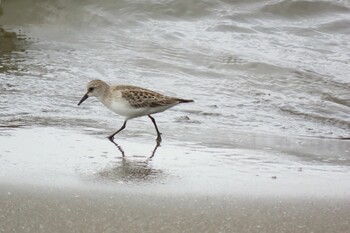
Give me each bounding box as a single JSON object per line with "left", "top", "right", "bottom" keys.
{"left": 77, "top": 93, "right": 89, "bottom": 106}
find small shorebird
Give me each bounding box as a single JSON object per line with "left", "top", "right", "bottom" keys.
{"left": 77, "top": 79, "right": 193, "bottom": 144}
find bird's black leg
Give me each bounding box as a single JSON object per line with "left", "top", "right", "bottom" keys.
{"left": 148, "top": 115, "right": 162, "bottom": 143}
{"left": 108, "top": 120, "right": 127, "bottom": 143}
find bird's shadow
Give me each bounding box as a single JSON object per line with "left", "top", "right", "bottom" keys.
{"left": 110, "top": 140, "right": 161, "bottom": 159}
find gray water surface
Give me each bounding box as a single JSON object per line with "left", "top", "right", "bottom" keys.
{"left": 1, "top": 0, "right": 349, "bottom": 139}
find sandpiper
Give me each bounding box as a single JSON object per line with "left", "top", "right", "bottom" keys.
{"left": 77, "top": 79, "right": 193, "bottom": 144}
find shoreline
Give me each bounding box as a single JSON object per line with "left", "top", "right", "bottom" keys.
{"left": 1, "top": 126, "right": 350, "bottom": 232}
{"left": 0, "top": 126, "right": 350, "bottom": 197}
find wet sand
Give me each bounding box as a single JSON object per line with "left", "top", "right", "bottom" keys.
{"left": 0, "top": 127, "right": 350, "bottom": 232}
{"left": 1, "top": 183, "right": 350, "bottom": 233}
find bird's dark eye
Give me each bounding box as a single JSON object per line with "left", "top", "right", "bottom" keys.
{"left": 88, "top": 87, "right": 94, "bottom": 92}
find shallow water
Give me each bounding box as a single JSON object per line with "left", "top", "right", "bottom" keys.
{"left": 0, "top": 0, "right": 350, "bottom": 196}
{"left": 1, "top": 127, "right": 350, "bottom": 197}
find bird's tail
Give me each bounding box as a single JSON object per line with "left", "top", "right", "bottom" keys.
{"left": 177, "top": 98, "right": 194, "bottom": 103}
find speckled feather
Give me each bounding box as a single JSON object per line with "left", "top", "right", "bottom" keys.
{"left": 113, "top": 85, "right": 191, "bottom": 108}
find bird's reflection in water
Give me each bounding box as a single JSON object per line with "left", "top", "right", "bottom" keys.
{"left": 97, "top": 141, "right": 164, "bottom": 183}
{"left": 110, "top": 140, "right": 160, "bottom": 159}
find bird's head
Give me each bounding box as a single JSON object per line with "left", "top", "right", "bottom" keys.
{"left": 77, "top": 79, "right": 109, "bottom": 106}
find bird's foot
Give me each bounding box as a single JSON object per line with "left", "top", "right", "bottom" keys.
{"left": 107, "top": 135, "right": 115, "bottom": 143}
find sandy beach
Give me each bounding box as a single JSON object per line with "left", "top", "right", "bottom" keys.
{"left": 1, "top": 183, "right": 350, "bottom": 233}
{"left": 0, "top": 127, "right": 349, "bottom": 232}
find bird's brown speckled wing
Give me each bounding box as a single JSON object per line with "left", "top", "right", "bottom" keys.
{"left": 115, "top": 85, "right": 180, "bottom": 108}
